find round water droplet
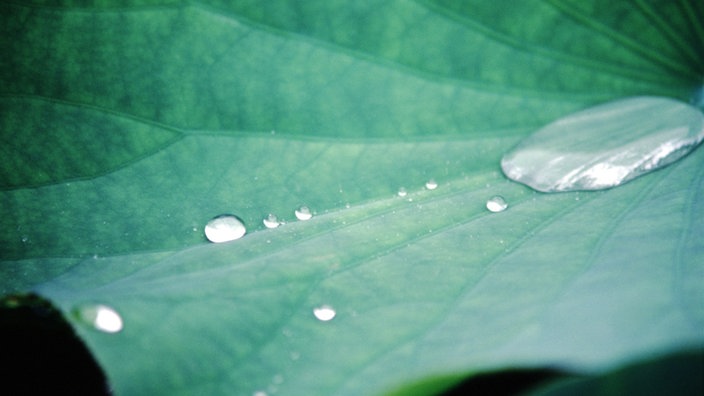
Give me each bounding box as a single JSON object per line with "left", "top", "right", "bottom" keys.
{"left": 486, "top": 196, "right": 508, "bottom": 213}
{"left": 425, "top": 179, "right": 438, "bottom": 190}
{"left": 294, "top": 206, "right": 313, "bottom": 221}
{"left": 204, "top": 214, "right": 246, "bottom": 243}
{"left": 313, "top": 305, "right": 336, "bottom": 321}
{"left": 75, "top": 304, "right": 123, "bottom": 333}
{"left": 397, "top": 187, "right": 407, "bottom": 197}
{"left": 501, "top": 96, "right": 704, "bottom": 192}
{"left": 263, "top": 213, "right": 280, "bottom": 229}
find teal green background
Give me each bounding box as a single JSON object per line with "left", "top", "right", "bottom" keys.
{"left": 1, "top": 1, "right": 702, "bottom": 395}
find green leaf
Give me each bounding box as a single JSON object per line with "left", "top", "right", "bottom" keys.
{"left": 527, "top": 349, "right": 704, "bottom": 396}
{"left": 0, "top": 96, "right": 180, "bottom": 189}
{"left": 1, "top": 1, "right": 702, "bottom": 395}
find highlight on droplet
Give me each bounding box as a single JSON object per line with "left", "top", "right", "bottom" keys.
{"left": 294, "top": 206, "right": 313, "bottom": 221}
{"left": 263, "top": 213, "right": 280, "bottom": 229}
{"left": 486, "top": 196, "right": 508, "bottom": 213}
{"left": 204, "top": 214, "right": 246, "bottom": 243}
{"left": 313, "top": 305, "right": 336, "bottom": 321}
{"left": 74, "top": 304, "right": 123, "bottom": 333}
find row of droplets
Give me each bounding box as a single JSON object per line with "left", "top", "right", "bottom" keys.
{"left": 75, "top": 302, "right": 337, "bottom": 335}
{"left": 204, "top": 205, "right": 312, "bottom": 244}
{"left": 77, "top": 181, "right": 507, "bottom": 334}
{"left": 205, "top": 182, "right": 510, "bottom": 244}
{"left": 397, "top": 178, "right": 437, "bottom": 198}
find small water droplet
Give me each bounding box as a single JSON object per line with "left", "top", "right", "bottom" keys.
{"left": 20, "top": 235, "right": 28, "bottom": 243}
{"left": 313, "top": 305, "right": 336, "bottom": 321}
{"left": 204, "top": 214, "right": 246, "bottom": 243}
{"left": 263, "top": 213, "right": 280, "bottom": 228}
{"left": 294, "top": 206, "right": 313, "bottom": 221}
{"left": 272, "top": 374, "right": 284, "bottom": 385}
{"left": 501, "top": 96, "right": 704, "bottom": 192}
{"left": 75, "top": 304, "right": 123, "bottom": 333}
{"left": 252, "top": 391, "right": 267, "bottom": 396}
{"left": 397, "top": 187, "right": 407, "bottom": 197}
{"left": 425, "top": 179, "right": 438, "bottom": 190}
{"left": 486, "top": 196, "right": 508, "bottom": 212}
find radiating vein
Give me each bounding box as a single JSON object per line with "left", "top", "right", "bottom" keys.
{"left": 544, "top": 0, "right": 698, "bottom": 80}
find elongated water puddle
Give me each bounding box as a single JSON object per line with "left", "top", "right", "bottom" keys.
{"left": 501, "top": 96, "right": 704, "bottom": 192}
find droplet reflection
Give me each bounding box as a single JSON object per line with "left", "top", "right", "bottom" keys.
{"left": 204, "top": 214, "right": 246, "bottom": 243}
{"left": 75, "top": 304, "right": 123, "bottom": 333}
{"left": 486, "top": 196, "right": 508, "bottom": 213}
{"left": 263, "top": 213, "right": 280, "bottom": 229}
{"left": 313, "top": 305, "right": 336, "bottom": 321}
{"left": 294, "top": 206, "right": 313, "bottom": 221}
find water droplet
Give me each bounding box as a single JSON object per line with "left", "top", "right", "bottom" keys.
{"left": 313, "top": 305, "right": 336, "bottom": 321}
{"left": 263, "top": 213, "right": 280, "bottom": 228}
{"left": 486, "top": 196, "right": 508, "bottom": 212}
{"left": 252, "top": 391, "right": 267, "bottom": 396}
{"left": 397, "top": 187, "right": 407, "bottom": 197}
{"left": 75, "top": 304, "right": 123, "bottom": 333}
{"left": 425, "top": 179, "right": 438, "bottom": 190}
{"left": 294, "top": 206, "right": 313, "bottom": 221}
{"left": 501, "top": 96, "right": 704, "bottom": 192}
{"left": 204, "top": 214, "right": 246, "bottom": 243}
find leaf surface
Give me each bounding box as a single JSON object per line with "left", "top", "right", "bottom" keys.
{"left": 1, "top": 1, "right": 702, "bottom": 395}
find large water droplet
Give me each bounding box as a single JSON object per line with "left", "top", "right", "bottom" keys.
{"left": 263, "top": 213, "right": 280, "bottom": 229}
{"left": 501, "top": 96, "right": 704, "bottom": 192}
{"left": 294, "top": 206, "right": 313, "bottom": 221}
{"left": 486, "top": 196, "right": 508, "bottom": 212}
{"left": 75, "top": 304, "right": 123, "bottom": 333}
{"left": 425, "top": 179, "right": 438, "bottom": 190}
{"left": 692, "top": 86, "right": 704, "bottom": 110}
{"left": 313, "top": 305, "right": 336, "bottom": 321}
{"left": 204, "top": 214, "right": 246, "bottom": 243}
